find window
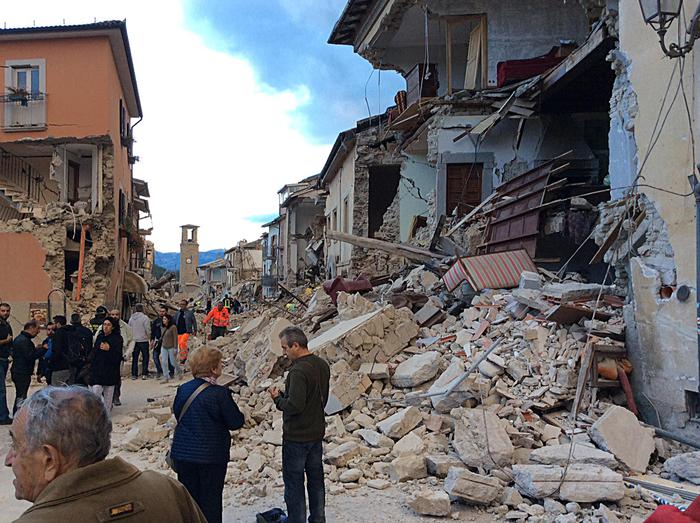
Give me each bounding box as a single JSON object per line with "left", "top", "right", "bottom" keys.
{"left": 119, "top": 100, "right": 130, "bottom": 147}
{"left": 332, "top": 208, "right": 338, "bottom": 231}
{"left": 118, "top": 189, "right": 127, "bottom": 226}
{"left": 4, "top": 59, "right": 46, "bottom": 130}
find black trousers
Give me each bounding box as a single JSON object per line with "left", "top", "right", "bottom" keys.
{"left": 210, "top": 326, "right": 227, "bottom": 340}
{"left": 131, "top": 341, "right": 150, "bottom": 377}
{"left": 177, "top": 461, "right": 227, "bottom": 523}
{"left": 11, "top": 373, "right": 31, "bottom": 415}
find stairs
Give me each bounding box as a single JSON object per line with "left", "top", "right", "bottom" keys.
{"left": 0, "top": 146, "right": 43, "bottom": 218}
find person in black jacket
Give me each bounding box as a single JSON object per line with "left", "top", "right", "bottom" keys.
{"left": 89, "top": 317, "right": 123, "bottom": 414}
{"left": 49, "top": 316, "right": 72, "bottom": 386}
{"left": 10, "top": 321, "right": 40, "bottom": 414}
{"left": 170, "top": 346, "right": 244, "bottom": 523}
{"left": 69, "top": 313, "right": 94, "bottom": 385}
{"left": 0, "top": 303, "right": 14, "bottom": 424}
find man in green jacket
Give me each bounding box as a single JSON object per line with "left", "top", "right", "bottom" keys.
{"left": 269, "top": 326, "right": 330, "bottom": 523}
{"left": 5, "top": 386, "right": 206, "bottom": 522}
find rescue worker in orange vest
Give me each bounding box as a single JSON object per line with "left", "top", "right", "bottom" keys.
{"left": 202, "top": 302, "right": 230, "bottom": 340}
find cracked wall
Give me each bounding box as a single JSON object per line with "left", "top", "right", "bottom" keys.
{"left": 0, "top": 144, "right": 120, "bottom": 331}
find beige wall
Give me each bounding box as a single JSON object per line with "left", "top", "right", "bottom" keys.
{"left": 619, "top": 0, "right": 699, "bottom": 428}
{"left": 324, "top": 144, "right": 356, "bottom": 273}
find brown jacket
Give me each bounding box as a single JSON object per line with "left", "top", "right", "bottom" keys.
{"left": 14, "top": 457, "right": 206, "bottom": 522}
{"left": 161, "top": 324, "right": 178, "bottom": 350}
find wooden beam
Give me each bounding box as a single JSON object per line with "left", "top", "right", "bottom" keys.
{"left": 326, "top": 231, "right": 440, "bottom": 264}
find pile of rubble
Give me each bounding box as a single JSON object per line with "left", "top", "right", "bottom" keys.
{"left": 116, "top": 263, "right": 698, "bottom": 520}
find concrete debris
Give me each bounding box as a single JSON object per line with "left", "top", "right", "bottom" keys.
{"left": 529, "top": 443, "right": 618, "bottom": 467}
{"left": 407, "top": 489, "right": 451, "bottom": 517}
{"left": 663, "top": 451, "right": 700, "bottom": 485}
{"left": 376, "top": 406, "right": 423, "bottom": 439}
{"left": 589, "top": 405, "right": 655, "bottom": 472}
{"left": 391, "top": 351, "right": 441, "bottom": 387}
{"left": 389, "top": 455, "right": 427, "bottom": 482}
{"left": 512, "top": 464, "right": 625, "bottom": 502}
{"left": 118, "top": 256, "right": 665, "bottom": 520}
{"left": 443, "top": 467, "right": 502, "bottom": 505}
{"left": 324, "top": 360, "right": 372, "bottom": 415}
{"left": 452, "top": 407, "right": 514, "bottom": 470}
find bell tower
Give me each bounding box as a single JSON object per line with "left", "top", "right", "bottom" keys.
{"left": 179, "top": 225, "right": 200, "bottom": 289}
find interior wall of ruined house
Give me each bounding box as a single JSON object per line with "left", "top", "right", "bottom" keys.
{"left": 285, "top": 201, "right": 325, "bottom": 283}
{"left": 324, "top": 144, "right": 356, "bottom": 275}
{"left": 609, "top": 1, "right": 699, "bottom": 430}
{"left": 398, "top": 153, "right": 434, "bottom": 242}
{"left": 430, "top": 113, "right": 597, "bottom": 217}
{"left": 350, "top": 125, "right": 401, "bottom": 275}
{"left": 364, "top": 1, "right": 588, "bottom": 89}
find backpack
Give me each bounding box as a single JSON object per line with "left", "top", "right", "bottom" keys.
{"left": 65, "top": 329, "right": 88, "bottom": 366}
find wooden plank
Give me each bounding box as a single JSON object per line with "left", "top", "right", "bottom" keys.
{"left": 429, "top": 215, "right": 447, "bottom": 251}
{"left": 326, "top": 230, "right": 440, "bottom": 264}
{"left": 545, "top": 303, "right": 613, "bottom": 324}
{"left": 464, "top": 22, "right": 482, "bottom": 90}
{"left": 444, "top": 192, "right": 497, "bottom": 237}
{"left": 570, "top": 342, "right": 594, "bottom": 421}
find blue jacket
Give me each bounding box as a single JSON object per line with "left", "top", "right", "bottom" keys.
{"left": 170, "top": 378, "right": 244, "bottom": 464}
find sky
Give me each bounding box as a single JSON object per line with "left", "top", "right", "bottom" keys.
{"left": 2, "top": 0, "right": 404, "bottom": 251}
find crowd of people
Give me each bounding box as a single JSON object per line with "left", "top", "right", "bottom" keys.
{"left": 0, "top": 300, "right": 330, "bottom": 523}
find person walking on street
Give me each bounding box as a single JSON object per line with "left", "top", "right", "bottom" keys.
{"left": 151, "top": 306, "right": 166, "bottom": 378}
{"left": 231, "top": 296, "right": 243, "bottom": 315}
{"left": 6, "top": 386, "right": 207, "bottom": 522}
{"left": 49, "top": 316, "right": 73, "bottom": 386}
{"left": 128, "top": 304, "right": 151, "bottom": 380}
{"left": 173, "top": 300, "right": 197, "bottom": 364}
{"left": 89, "top": 317, "right": 123, "bottom": 413}
{"left": 202, "top": 302, "right": 229, "bottom": 340}
{"left": 170, "top": 347, "right": 245, "bottom": 523}
{"left": 69, "top": 313, "right": 93, "bottom": 385}
{"left": 269, "top": 326, "right": 330, "bottom": 523}
{"left": 0, "top": 303, "right": 14, "bottom": 424}
{"left": 159, "top": 314, "right": 181, "bottom": 383}
{"left": 10, "top": 321, "right": 40, "bottom": 414}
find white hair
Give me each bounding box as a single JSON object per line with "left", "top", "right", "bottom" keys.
{"left": 21, "top": 386, "right": 112, "bottom": 466}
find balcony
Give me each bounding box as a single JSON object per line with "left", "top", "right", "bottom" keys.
{"left": 1, "top": 92, "right": 47, "bottom": 131}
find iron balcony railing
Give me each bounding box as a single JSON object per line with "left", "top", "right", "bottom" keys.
{"left": 0, "top": 146, "right": 42, "bottom": 204}
{"left": 1, "top": 92, "right": 47, "bottom": 129}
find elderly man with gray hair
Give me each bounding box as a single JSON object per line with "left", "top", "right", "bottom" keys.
{"left": 5, "top": 386, "right": 206, "bottom": 522}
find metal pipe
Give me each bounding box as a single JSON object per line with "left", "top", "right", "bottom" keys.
{"left": 695, "top": 177, "right": 700, "bottom": 395}
{"left": 655, "top": 428, "right": 700, "bottom": 450}
{"left": 75, "top": 224, "right": 89, "bottom": 301}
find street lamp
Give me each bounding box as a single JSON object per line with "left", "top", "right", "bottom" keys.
{"left": 639, "top": 0, "right": 700, "bottom": 57}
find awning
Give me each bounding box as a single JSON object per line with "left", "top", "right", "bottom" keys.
{"left": 132, "top": 178, "right": 150, "bottom": 198}
{"left": 123, "top": 270, "right": 148, "bottom": 294}
{"left": 134, "top": 196, "right": 149, "bottom": 214}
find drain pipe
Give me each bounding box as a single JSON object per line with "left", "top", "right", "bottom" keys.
{"left": 692, "top": 170, "right": 700, "bottom": 395}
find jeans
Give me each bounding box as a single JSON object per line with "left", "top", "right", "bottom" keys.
{"left": 160, "top": 347, "right": 181, "bottom": 380}
{"left": 153, "top": 341, "right": 174, "bottom": 377}
{"left": 177, "top": 461, "right": 227, "bottom": 523}
{"left": 0, "top": 360, "right": 10, "bottom": 421}
{"left": 90, "top": 385, "right": 115, "bottom": 414}
{"left": 282, "top": 440, "right": 326, "bottom": 523}
{"left": 11, "top": 373, "right": 30, "bottom": 415}
{"left": 131, "top": 341, "right": 150, "bottom": 377}
{"left": 51, "top": 369, "right": 71, "bottom": 386}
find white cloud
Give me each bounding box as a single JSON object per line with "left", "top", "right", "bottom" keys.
{"left": 1, "top": 1, "right": 331, "bottom": 251}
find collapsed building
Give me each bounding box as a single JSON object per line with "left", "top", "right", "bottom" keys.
{"left": 0, "top": 21, "right": 150, "bottom": 328}
{"left": 261, "top": 175, "right": 326, "bottom": 297}
{"left": 324, "top": 0, "right": 700, "bottom": 436}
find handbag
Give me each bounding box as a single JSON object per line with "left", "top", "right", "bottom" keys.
{"left": 165, "top": 382, "right": 210, "bottom": 473}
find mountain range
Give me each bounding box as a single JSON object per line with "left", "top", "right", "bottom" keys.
{"left": 155, "top": 249, "right": 225, "bottom": 272}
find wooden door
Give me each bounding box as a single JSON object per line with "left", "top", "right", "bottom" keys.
{"left": 446, "top": 163, "right": 483, "bottom": 217}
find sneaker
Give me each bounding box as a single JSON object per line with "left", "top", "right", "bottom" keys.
{"left": 113, "top": 400, "right": 122, "bottom": 406}
{"left": 155, "top": 373, "right": 163, "bottom": 379}
{"left": 141, "top": 375, "right": 149, "bottom": 380}
{"left": 131, "top": 376, "right": 137, "bottom": 380}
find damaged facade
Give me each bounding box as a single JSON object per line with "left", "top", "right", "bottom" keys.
{"left": 325, "top": 0, "right": 700, "bottom": 435}
{"left": 0, "top": 21, "right": 148, "bottom": 329}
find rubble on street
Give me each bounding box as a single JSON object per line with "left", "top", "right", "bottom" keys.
{"left": 116, "top": 258, "right": 699, "bottom": 521}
